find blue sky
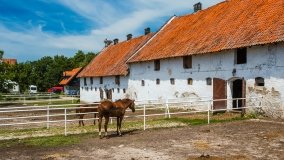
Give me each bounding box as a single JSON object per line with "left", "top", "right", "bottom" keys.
{"left": 0, "top": 0, "right": 224, "bottom": 62}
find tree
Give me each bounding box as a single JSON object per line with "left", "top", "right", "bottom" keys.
{"left": 0, "top": 50, "right": 3, "bottom": 59}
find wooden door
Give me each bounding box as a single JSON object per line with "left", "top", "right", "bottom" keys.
{"left": 213, "top": 78, "right": 227, "bottom": 110}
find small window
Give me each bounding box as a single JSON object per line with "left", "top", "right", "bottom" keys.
{"left": 115, "top": 76, "right": 120, "bottom": 85}
{"left": 100, "top": 77, "right": 103, "bottom": 84}
{"left": 123, "top": 88, "right": 126, "bottom": 93}
{"left": 188, "top": 78, "right": 193, "bottom": 85}
{"left": 117, "top": 88, "right": 120, "bottom": 93}
{"left": 91, "top": 86, "right": 93, "bottom": 91}
{"left": 84, "top": 78, "right": 87, "bottom": 86}
{"left": 95, "top": 87, "right": 97, "bottom": 91}
{"left": 206, "top": 77, "right": 212, "bottom": 85}
{"left": 90, "top": 77, "right": 93, "bottom": 85}
{"left": 255, "top": 77, "right": 265, "bottom": 86}
{"left": 141, "top": 80, "right": 145, "bottom": 86}
{"left": 154, "top": 60, "right": 160, "bottom": 71}
{"left": 183, "top": 56, "right": 192, "bottom": 69}
{"left": 235, "top": 48, "right": 247, "bottom": 64}
{"left": 170, "top": 78, "right": 175, "bottom": 85}
{"left": 156, "top": 79, "right": 160, "bottom": 85}
{"left": 112, "top": 88, "right": 114, "bottom": 92}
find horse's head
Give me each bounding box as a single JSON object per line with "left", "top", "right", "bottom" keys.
{"left": 128, "top": 99, "right": 135, "bottom": 112}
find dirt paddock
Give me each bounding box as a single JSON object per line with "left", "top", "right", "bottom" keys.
{"left": 1, "top": 119, "right": 284, "bottom": 160}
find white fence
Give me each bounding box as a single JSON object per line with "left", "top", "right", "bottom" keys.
{"left": 0, "top": 97, "right": 263, "bottom": 137}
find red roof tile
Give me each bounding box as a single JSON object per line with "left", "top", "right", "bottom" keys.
{"left": 77, "top": 34, "right": 153, "bottom": 77}
{"left": 129, "top": 0, "right": 284, "bottom": 63}
{"left": 59, "top": 67, "right": 82, "bottom": 85}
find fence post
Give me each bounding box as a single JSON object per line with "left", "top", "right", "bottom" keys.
{"left": 236, "top": 98, "right": 239, "bottom": 109}
{"left": 165, "top": 99, "right": 171, "bottom": 118}
{"left": 47, "top": 105, "right": 50, "bottom": 129}
{"left": 23, "top": 96, "right": 27, "bottom": 105}
{"left": 143, "top": 104, "right": 146, "bottom": 130}
{"left": 208, "top": 101, "right": 210, "bottom": 124}
{"left": 64, "top": 108, "right": 67, "bottom": 136}
{"left": 48, "top": 93, "right": 51, "bottom": 104}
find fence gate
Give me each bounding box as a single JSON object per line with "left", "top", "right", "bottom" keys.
{"left": 213, "top": 78, "right": 227, "bottom": 110}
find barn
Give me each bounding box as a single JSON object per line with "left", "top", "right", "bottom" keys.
{"left": 77, "top": 30, "right": 153, "bottom": 103}
{"left": 59, "top": 67, "right": 82, "bottom": 95}
{"left": 126, "top": 0, "right": 284, "bottom": 113}
{"left": 78, "top": 0, "right": 284, "bottom": 117}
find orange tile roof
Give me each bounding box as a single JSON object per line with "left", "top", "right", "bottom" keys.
{"left": 129, "top": 0, "right": 284, "bottom": 63}
{"left": 2, "top": 59, "right": 17, "bottom": 65}
{"left": 59, "top": 67, "right": 82, "bottom": 85}
{"left": 77, "top": 34, "right": 153, "bottom": 77}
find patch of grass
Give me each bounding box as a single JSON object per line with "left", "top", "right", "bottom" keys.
{"left": 0, "top": 134, "right": 86, "bottom": 148}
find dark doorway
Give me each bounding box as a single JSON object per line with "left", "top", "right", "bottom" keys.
{"left": 213, "top": 78, "right": 227, "bottom": 110}
{"left": 106, "top": 89, "right": 112, "bottom": 100}
{"left": 232, "top": 79, "right": 246, "bottom": 108}
{"left": 99, "top": 88, "right": 104, "bottom": 100}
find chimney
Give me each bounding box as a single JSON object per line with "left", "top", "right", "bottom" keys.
{"left": 113, "top": 38, "right": 119, "bottom": 45}
{"left": 194, "top": 2, "right": 202, "bottom": 12}
{"left": 127, "top": 34, "right": 133, "bottom": 41}
{"left": 104, "top": 39, "right": 113, "bottom": 47}
{"left": 144, "top": 27, "right": 151, "bottom": 35}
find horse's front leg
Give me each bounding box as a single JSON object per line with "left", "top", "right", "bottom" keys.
{"left": 104, "top": 116, "right": 110, "bottom": 138}
{"left": 94, "top": 113, "right": 97, "bottom": 125}
{"left": 116, "top": 117, "right": 120, "bottom": 135}
{"left": 98, "top": 115, "right": 103, "bottom": 139}
{"left": 118, "top": 116, "right": 124, "bottom": 136}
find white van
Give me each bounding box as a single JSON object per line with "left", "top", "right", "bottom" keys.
{"left": 29, "top": 85, "right": 37, "bottom": 94}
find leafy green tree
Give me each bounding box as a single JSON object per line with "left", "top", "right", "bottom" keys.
{"left": 0, "top": 50, "right": 3, "bottom": 59}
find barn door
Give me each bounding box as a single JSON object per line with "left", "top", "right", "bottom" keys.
{"left": 106, "top": 89, "right": 112, "bottom": 100}
{"left": 213, "top": 78, "right": 227, "bottom": 110}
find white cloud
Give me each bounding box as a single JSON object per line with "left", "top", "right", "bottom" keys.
{"left": 0, "top": 0, "right": 224, "bottom": 61}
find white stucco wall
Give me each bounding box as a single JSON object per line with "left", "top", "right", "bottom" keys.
{"left": 80, "top": 76, "right": 129, "bottom": 103}
{"left": 128, "top": 43, "right": 284, "bottom": 105}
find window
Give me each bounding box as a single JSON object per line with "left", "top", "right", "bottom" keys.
{"left": 100, "top": 77, "right": 103, "bottom": 84}
{"left": 123, "top": 88, "right": 126, "bottom": 93}
{"left": 84, "top": 78, "right": 87, "bottom": 86}
{"left": 115, "top": 76, "right": 120, "bottom": 85}
{"left": 91, "top": 86, "right": 93, "bottom": 91}
{"left": 154, "top": 60, "right": 160, "bottom": 71}
{"left": 170, "top": 78, "right": 175, "bottom": 85}
{"left": 255, "top": 77, "right": 265, "bottom": 86}
{"left": 156, "top": 79, "right": 160, "bottom": 85}
{"left": 188, "top": 78, "right": 193, "bottom": 85}
{"left": 117, "top": 88, "right": 120, "bottom": 93}
{"left": 206, "top": 77, "right": 212, "bottom": 85}
{"left": 141, "top": 80, "right": 145, "bottom": 86}
{"left": 95, "top": 87, "right": 97, "bottom": 91}
{"left": 90, "top": 77, "right": 93, "bottom": 85}
{"left": 183, "top": 56, "right": 192, "bottom": 69}
{"left": 235, "top": 48, "right": 247, "bottom": 64}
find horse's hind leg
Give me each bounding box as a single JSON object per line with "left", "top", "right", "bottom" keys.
{"left": 104, "top": 116, "right": 109, "bottom": 138}
{"left": 98, "top": 115, "right": 103, "bottom": 139}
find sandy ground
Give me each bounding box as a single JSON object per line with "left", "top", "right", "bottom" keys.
{"left": 1, "top": 119, "right": 284, "bottom": 160}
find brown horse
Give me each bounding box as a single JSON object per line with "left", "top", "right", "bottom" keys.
{"left": 98, "top": 98, "right": 135, "bottom": 138}
{"left": 76, "top": 104, "right": 98, "bottom": 126}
